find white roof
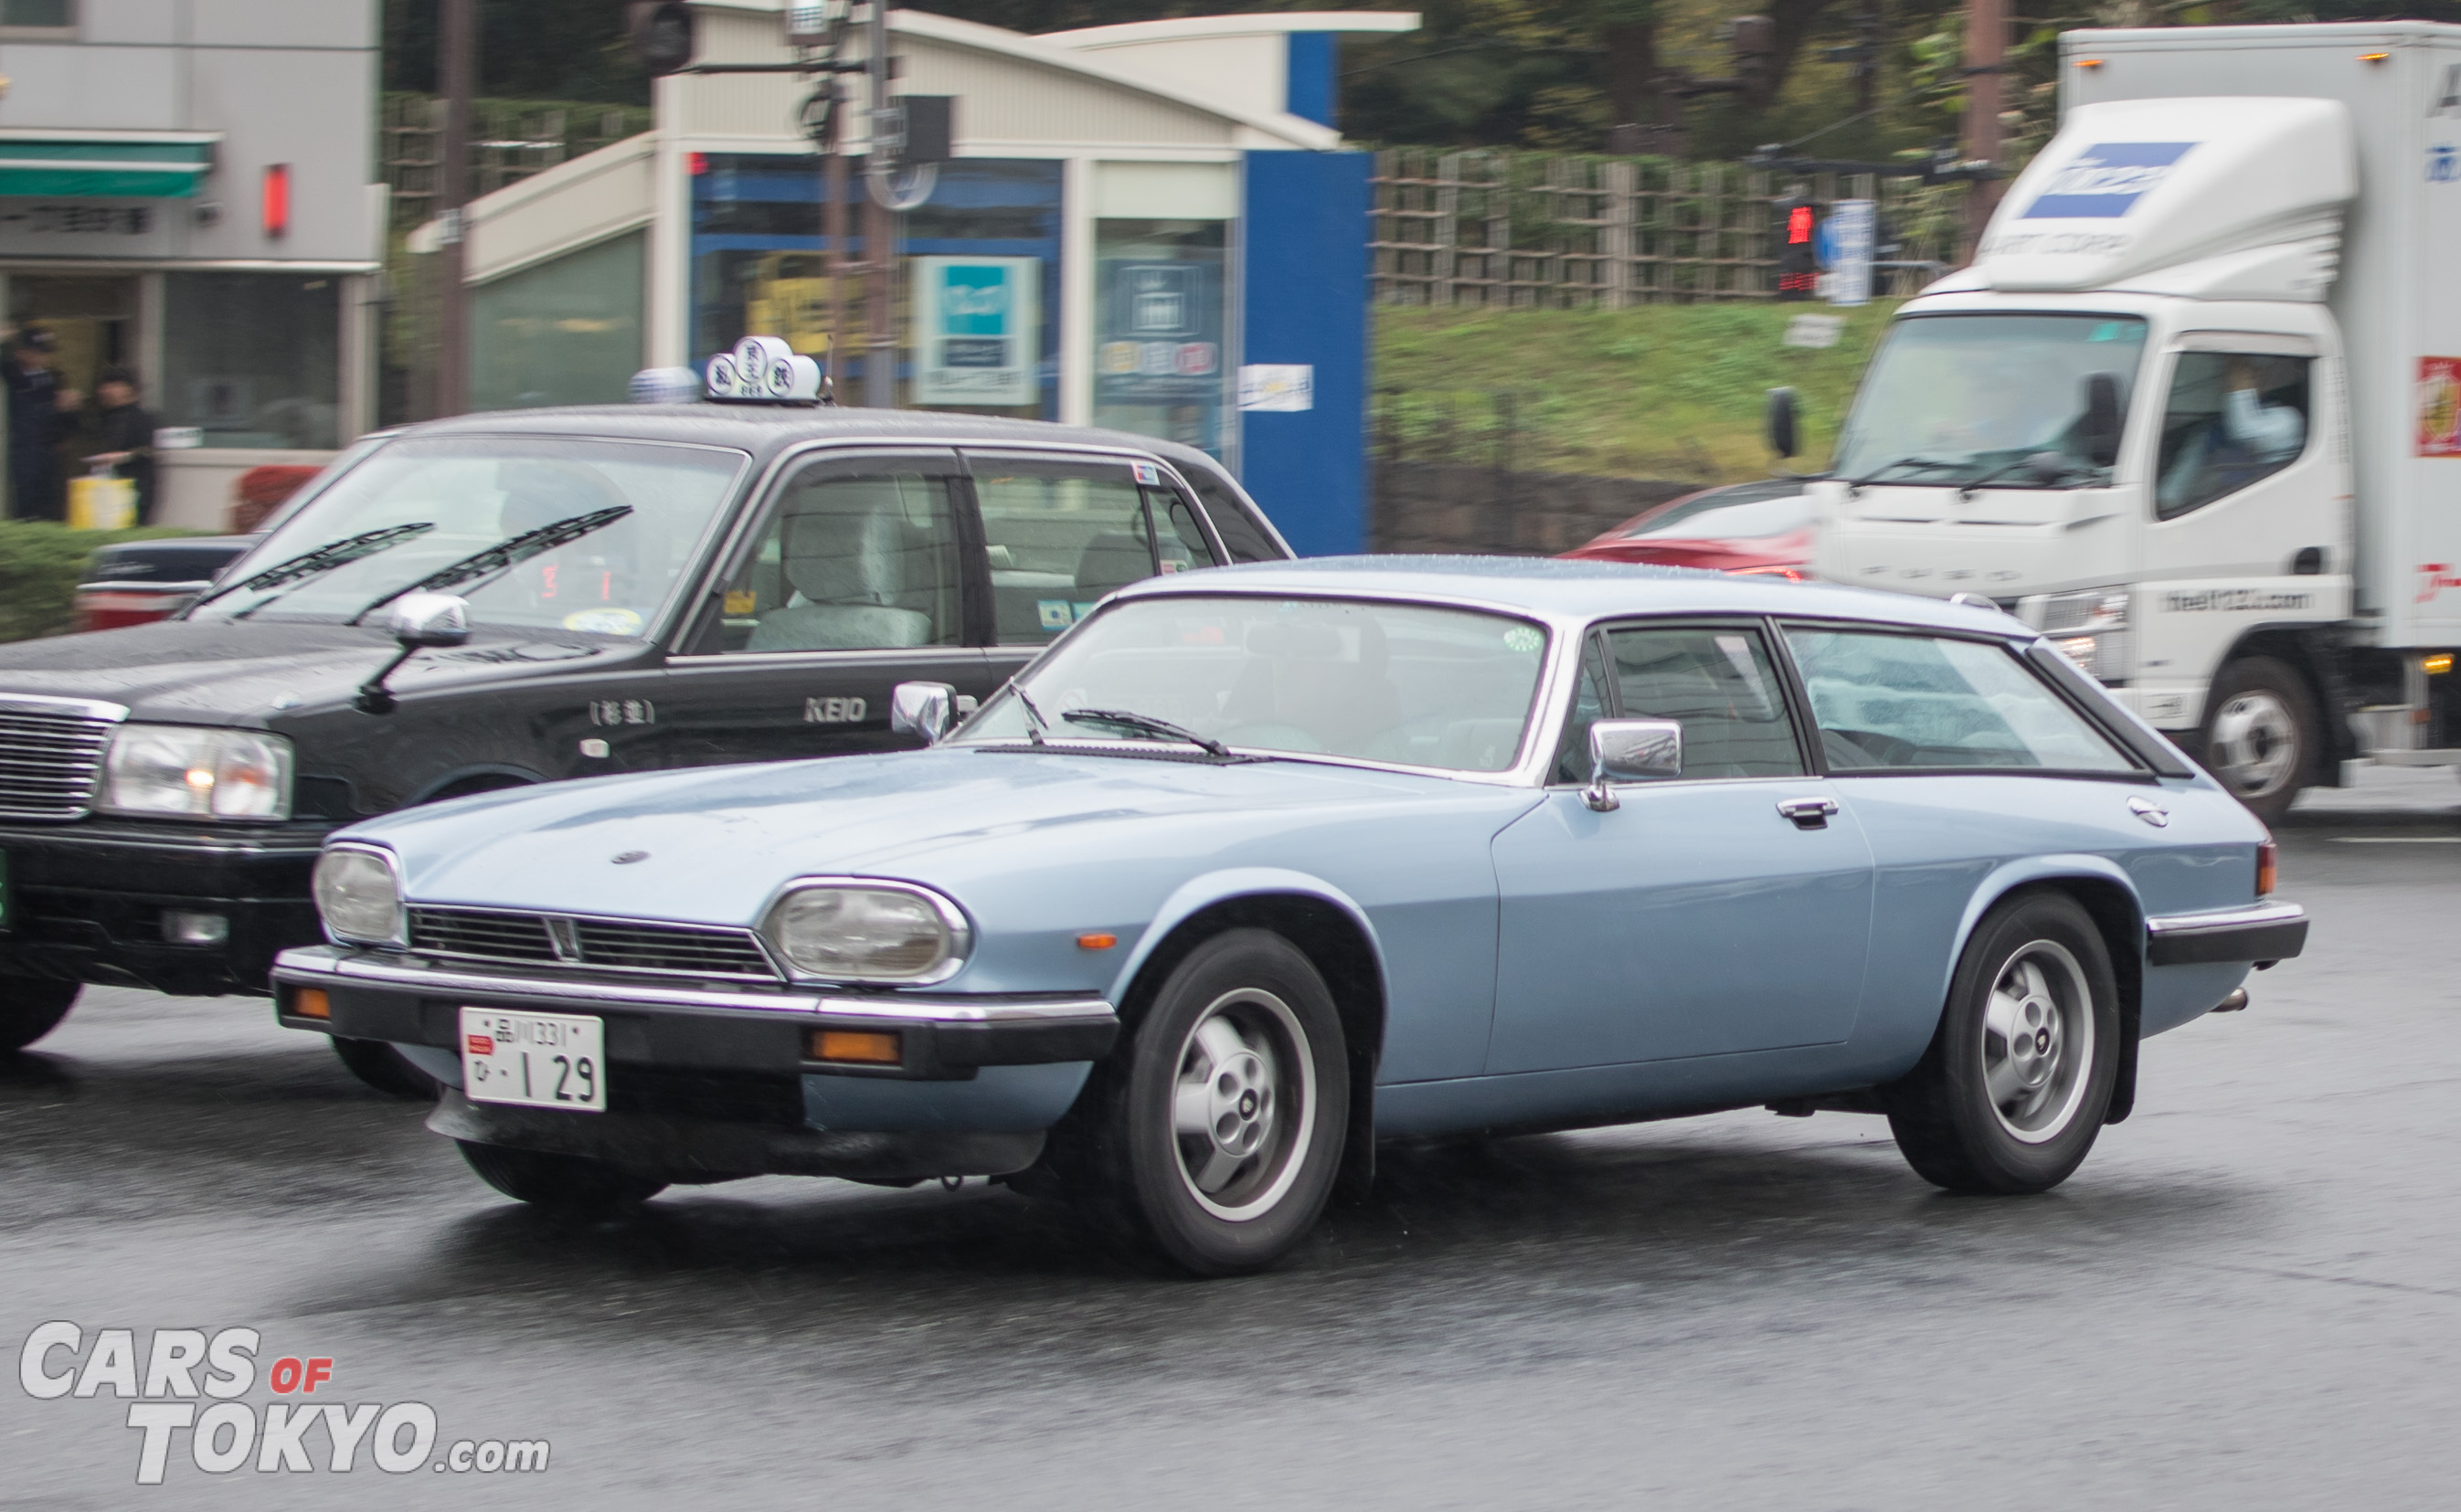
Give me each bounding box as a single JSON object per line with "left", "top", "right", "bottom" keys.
{"left": 1039, "top": 13, "right": 1421, "bottom": 48}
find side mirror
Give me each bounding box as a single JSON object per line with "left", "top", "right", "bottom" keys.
{"left": 890, "top": 681, "right": 957, "bottom": 745}
{"left": 1766, "top": 386, "right": 1799, "bottom": 461}
{"left": 386, "top": 592, "right": 470, "bottom": 649}
{"left": 2080, "top": 372, "right": 2122, "bottom": 469}
{"left": 1584, "top": 718, "right": 1682, "bottom": 812}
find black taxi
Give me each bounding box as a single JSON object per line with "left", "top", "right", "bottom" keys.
{"left": 0, "top": 397, "right": 1290, "bottom": 1087}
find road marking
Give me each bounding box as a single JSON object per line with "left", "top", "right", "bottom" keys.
{"left": 2330, "top": 835, "right": 2461, "bottom": 843}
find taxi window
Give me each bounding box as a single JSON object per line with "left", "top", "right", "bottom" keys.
{"left": 1785, "top": 628, "right": 2137, "bottom": 773}
{"left": 713, "top": 465, "right": 962, "bottom": 653}
{"left": 1185, "top": 468, "right": 1282, "bottom": 563}
{"left": 971, "top": 454, "right": 1211, "bottom": 644}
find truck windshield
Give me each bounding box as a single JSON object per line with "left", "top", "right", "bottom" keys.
{"left": 190, "top": 437, "right": 747, "bottom": 636}
{"left": 1832, "top": 313, "right": 2147, "bottom": 486}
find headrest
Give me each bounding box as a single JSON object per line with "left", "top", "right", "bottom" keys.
{"left": 781, "top": 492, "right": 907, "bottom": 605}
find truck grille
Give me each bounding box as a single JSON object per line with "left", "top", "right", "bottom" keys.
{"left": 0, "top": 701, "right": 122, "bottom": 821}
{"left": 408, "top": 906, "right": 780, "bottom": 982}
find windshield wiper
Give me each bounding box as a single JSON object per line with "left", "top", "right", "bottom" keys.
{"left": 1958, "top": 451, "right": 2100, "bottom": 496}
{"left": 1062, "top": 706, "right": 1233, "bottom": 758}
{"left": 1849, "top": 456, "right": 1969, "bottom": 487}
{"left": 1012, "top": 684, "right": 1049, "bottom": 745}
{"left": 347, "top": 505, "right": 632, "bottom": 625}
{"left": 192, "top": 523, "right": 437, "bottom": 618}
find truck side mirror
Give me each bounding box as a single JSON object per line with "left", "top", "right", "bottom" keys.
{"left": 1766, "top": 386, "right": 1799, "bottom": 461}
{"left": 2080, "top": 373, "right": 2123, "bottom": 469}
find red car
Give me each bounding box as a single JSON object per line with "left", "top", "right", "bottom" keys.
{"left": 1557, "top": 477, "right": 1811, "bottom": 578}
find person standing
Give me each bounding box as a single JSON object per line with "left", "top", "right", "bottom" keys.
{"left": 84, "top": 367, "right": 159, "bottom": 525}
{"left": 4, "top": 330, "right": 79, "bottom": 522}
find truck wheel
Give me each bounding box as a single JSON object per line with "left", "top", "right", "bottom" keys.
{"left": 0, "top": 979, "right": 80, "bottom": 1053}
{"left": 329, "top": 1035, "right": 440, "bottom": 1101}
{"left": 2201, "top": 656, "right": 2315, "bottom": 824}
{"left": 1883, "top": 890, "right": 2120, "bottom": 1195}
{"left": 456, "top": 1140, "right": 666, "bottom": 1212}
{"left": 1058, "top": 929, "right": 1348, "bottom": 1276}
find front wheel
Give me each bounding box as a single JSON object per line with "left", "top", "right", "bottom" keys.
{"left": 1884, "top": 890, "right": 2120, "bottom": 1195}
{"left": 0, "top": 978, "right": 79, "bottom": 1052}
{"left": 456, "top": 1141, "right": 666, "bottom": 1213}
{"left": 1059, "top": 929, "right": 1348, "bottom": 1275}
{"left": 2200, "top": 656, "right": 2315, "bottom": 824}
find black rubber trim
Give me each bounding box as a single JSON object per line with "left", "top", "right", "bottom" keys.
{"left": 2146, "top": 916, "right": 2308, "bottom": 967}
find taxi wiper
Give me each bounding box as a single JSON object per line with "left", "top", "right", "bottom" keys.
{"left": 347, "top": 505, "right": 632, "bottom": 625}
{"left": 1012, "top": 684, "right": 1049, "bottom": 745}
{"left": 193, "top": 523, "right": 437, "bottom": 618}
{"left": 1063, "top": 706, "right": 1233, "bottom": 758}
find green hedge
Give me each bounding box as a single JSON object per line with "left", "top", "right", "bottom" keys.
{"left": 0, "top": 523, "right": 218, "bottom": 645}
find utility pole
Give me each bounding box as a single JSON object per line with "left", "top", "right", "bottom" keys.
{"left": 1961, "top": 0, "right": 2008, "bottom": 255}
{"left": 435, "top": 0, "right": 475, "bottom": 418}
{"left": 863, "top": 0, "right": 896, "bottom": 410}
{"left": 825, "top": 79, "right": 848, "bottom": 396}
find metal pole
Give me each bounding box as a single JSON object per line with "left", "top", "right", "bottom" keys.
{"left": 436, "top": 0, "right": 475, "bottom": 417}
{"left": 824, "top": 76, "right": 847, "bottom": 398}
{"left": 1961, "top": 0, "right": 2007, "bottom": 256}
{"left": 864, "top": 0, "right": 896, "bottom": 409}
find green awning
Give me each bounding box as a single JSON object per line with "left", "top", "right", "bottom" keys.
{"left": 0, "top": 139, "right": 214, "bottom": 198}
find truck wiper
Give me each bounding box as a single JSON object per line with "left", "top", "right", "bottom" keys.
{"left": 192, "top": 523, "right": 437, "bottom": 618}
{"left": 1850, "top": 456, "right": 1969, "bottom": 487}
{"left": 1062, "top": 706, "right": 1234, "bottom": 758}
{"left": 1958, "top": 452, "right": 2100, "bottom": 496}
{"left": 347, "top": 505, "right": 632, "bottom": 625}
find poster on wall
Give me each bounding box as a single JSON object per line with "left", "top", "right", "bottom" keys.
{"left": 1095, "top": 261, "right": 1223, "bottom": 406}
{"left": 912, "top": 257, "right": 1040, "bottom": 406}
{"left": 2420, "top": 357, "right": 2461, "bottom": 456}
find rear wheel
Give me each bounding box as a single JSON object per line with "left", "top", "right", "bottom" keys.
{"left": 0, "top": 978, "right": 79, "bottom": 1052}
{"left": 329, "top": 1035, "right": 440, "bottom": 1100}
{"left": 2200, "top": 656, "right": 2315, "bottom": 824}
{"left": 456, "top": 1140, "right": 666, "bottom": 1212}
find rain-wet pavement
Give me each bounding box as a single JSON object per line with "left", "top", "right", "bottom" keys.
{"left": 1, "top": 817, "right": 2453, "bottom": 1509}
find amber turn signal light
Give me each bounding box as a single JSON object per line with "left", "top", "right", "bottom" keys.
{"left": 811, "top": 1029, "right": 902, "bottom": 1065}
{"left": 1076, "top": 932, "right": 1118, "bottom": 950}
{"left": 2256, "top": 839, "right": 2277, "bottom": 898}
{"left": 290, "top": 987, "right": 331, "bottom": 1020}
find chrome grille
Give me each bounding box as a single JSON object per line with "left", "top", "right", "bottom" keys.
{"left": 408, "top": 906, "right": 780, "bottom": 981}
{"left": 0, "top": 700, "right": 122, "bottom": 821}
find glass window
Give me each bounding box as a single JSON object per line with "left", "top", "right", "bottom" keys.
{"left": 959, "top": 596, "right": 1550, "bottom": 773}
{"left": 1604, "top": 626, "right": 1804, "bottom": 778}
{"left": 1553, "top": 636, "right": 1613, "bottom": 784}
{"left": 0, "top": 1, "right": 73, "bottom": 28}
{"left": 1185, "top": 467, "right": 1281, "bottom": 563}
{"left": 1833, "top": 314, "right": 2147, "bottom": 487}
{"left": 1785, "top": 629, "right": 2136, "bottom": 773}
{"left": 470, "top": 233, "right": 644, "bottom": 413}
{"left": 1093, "top": 219, "right": 1230, "bottom": 457}
{"left": 189, "top": 437, "right": 745, "bottom": 637}
{"left": 713, "top": 467, "right": 960, "bottom": 653}
{"left": 2155, "top": 352, "right": 2312, "bottom": 520}
{"left": 974, "top": 456, "right": 1204, "bottom": 644}
{"left": 163, "top": 273, "right": 340, "bottom": 449}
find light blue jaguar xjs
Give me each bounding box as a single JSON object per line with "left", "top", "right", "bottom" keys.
{"left": 273, "top": 559, "right": 2305, "bottom": 1274}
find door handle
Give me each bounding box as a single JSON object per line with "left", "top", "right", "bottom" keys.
{"left": 1777, "top": 797, "right": 1839, "bottom": 830}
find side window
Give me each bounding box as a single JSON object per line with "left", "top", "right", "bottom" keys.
{"left": 2155, "top": 352, "right": 2312, "bottom": 520}
{"left": 1184, "top": 468, "right": 1283, "bottom": 563}
{"left": 1552, "top": 636, "right": 1613, "bottom": 784}
{"left": 1159, "top": 492, "right": 1224, "bottom": 575}
{"left": 1784, "top": 628, "right": 2137, "bottom": 773}
{"left": 972, "top": 455, "right": 1162, "bottom": 644}
{"left": 1603, "top": 626, "right": 1804, "bottom": 778}
{"left": 714, "top": 467, "right": 961, "bottom": 654}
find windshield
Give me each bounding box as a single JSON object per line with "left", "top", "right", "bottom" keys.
{"left": 1832, "top": 314, "right": 2147, "bottom": 485}
{"left": 190, "top": 437, "right": 747, "bottom": 634}
{"left": 958, "top": 595, "right": 1551, "bottom": 773}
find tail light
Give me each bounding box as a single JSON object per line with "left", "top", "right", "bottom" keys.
{"left": 2256, "top": 838, "right": 2277, "bottom": 897}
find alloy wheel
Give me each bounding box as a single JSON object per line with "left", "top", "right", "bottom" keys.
{"left": 1979, "top": 941, "right": 2095, "bottom": 1144}
{"left": 1170, "top": 988, "right": 1315, "bottom": 1221}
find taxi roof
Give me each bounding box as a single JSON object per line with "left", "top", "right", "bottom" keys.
{"left": 1120, "top": 555, "right": 2037, "bottom": 638}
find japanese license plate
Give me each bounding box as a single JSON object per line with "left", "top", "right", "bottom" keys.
{"left": 460, "top": 1007, "right": 607, "bottom": 1113}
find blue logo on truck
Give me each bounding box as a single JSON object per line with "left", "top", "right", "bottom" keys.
{"left": 2021, "top": 142, "right": 2196, "bottom": 218}
{"left": 2431, "top": 144, "right": 2461, "bottom": 183}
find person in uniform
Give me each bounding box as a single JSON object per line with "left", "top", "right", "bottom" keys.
{"left": 4, "top": 329, "right": 80, "bottom": 522}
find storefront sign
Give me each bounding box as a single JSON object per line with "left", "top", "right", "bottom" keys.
{"left": 0, "top": 198, "right": 184, "bottom": 259}
{"left": 1096, "top": 261, "right": 1222, "bottom": 405}
{"left": 913, "top": 256, "right": 1039, "bottom": 406}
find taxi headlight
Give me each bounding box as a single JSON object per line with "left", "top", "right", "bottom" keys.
{"left": 313, "top": 845, "right": 405, "bottom": 946}
{"left": 100, "top": 724, "right": 293, "bottom": 820}
{"left": 764, "top": 883, "right": 969, "bottom": 983}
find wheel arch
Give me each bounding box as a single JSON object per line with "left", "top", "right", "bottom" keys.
{"left": 407, "top": 765, "right": 546, "bottom": 808}
{"left": 1939, "top": 858, "right": 2147, "bottom": 1123}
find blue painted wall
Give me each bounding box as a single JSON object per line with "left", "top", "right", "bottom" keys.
{"left": 1239, "top": 150, "right": 1371, "bottom": 555}
{"left": 1283, "top": 32, "right": 1336, "bottom": 125}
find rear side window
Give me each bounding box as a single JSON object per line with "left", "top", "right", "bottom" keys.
{"left": 972, "top": 455, "right": 1215, "bottom": 644}
{"left": 1604, "top": 625, "right": 1804, "bottom": 778}
{"left": 1784, "top": 628, "right": 2136, "bottom": 773}
{"left": 1184, "top": 468, "right": 1283, "bottom": 563}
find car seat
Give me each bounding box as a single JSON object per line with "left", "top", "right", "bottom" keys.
{"left": 748, "top": 487, "right": 936, "bottom": 651}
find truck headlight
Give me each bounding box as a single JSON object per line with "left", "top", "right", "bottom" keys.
{"left": 313, "top": 845, "right": 405, "bottom": 946}
{"left": 2033, "top": 589, "right": 2130, "bottom": 684}
{"left": 763, "top": 882, "right": 970, "bottom": 983}
{"left": 100, "top": 724, "right": 293, "bottom": 820}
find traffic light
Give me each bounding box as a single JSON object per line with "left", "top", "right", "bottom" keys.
{"left": 627, "top": 2, "right": 695, "bottom": 75}
{"left": 1775, "top": 196, "right": 1819, "bottom": 301}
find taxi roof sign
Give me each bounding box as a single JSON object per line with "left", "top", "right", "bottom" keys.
{"left": 705, "top": 335, "right": 825, "bottom": 406}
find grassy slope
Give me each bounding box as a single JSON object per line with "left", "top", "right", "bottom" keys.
{"left": 1374, "top": 301, "right": 1903, "bottom": 484}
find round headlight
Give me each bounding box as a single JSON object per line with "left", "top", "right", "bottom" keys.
{"left": 766, "top": 884, "right": 966, "bottom": 982}
{"left": 313, "top": 847, "right": 403, "bottom": 946}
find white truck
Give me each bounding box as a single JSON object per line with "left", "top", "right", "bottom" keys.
{"left": 1809, "top": 22, "right": 2461, "bottom": 819}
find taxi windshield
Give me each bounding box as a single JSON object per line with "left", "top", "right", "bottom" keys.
{"left": 190, "top": 437, "right": 747, "bottom": 636}
{"left": 958, "top": 595, "right": 1551, "bottom": 774}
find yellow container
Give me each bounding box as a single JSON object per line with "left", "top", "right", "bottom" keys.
{"left": 68, "top": 474, "right": 136, "bottom": 531}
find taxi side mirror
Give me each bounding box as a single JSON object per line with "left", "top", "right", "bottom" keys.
{"left": 1584, "top": 718, "right": 1682, "bottom": 812}
{"left": 890, "top": 682, "right": 957, "bottom": 745}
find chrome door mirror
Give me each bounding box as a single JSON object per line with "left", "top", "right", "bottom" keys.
{"left": 386, "top": 592, "right": 471, "bottom": 649}
{"left": 890, "top": 681, "right": 957, "bottom": 745}
{"left": 1584, "top": 718, "right": 1682, "bottom": 811}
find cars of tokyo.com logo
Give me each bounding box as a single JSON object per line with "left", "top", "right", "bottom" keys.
{"left": 18, "top": 1322, "right": 549, "bottom": 1485}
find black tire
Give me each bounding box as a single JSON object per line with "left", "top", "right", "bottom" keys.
{"left": 456, "top": 1140, "right": 666, "bottom": 1212}
{"left": 1057, "top": 928, "right": 1349, "bottom": 1276}
{"left": 1884, "top": 890, "right": 2121, "bottom": 1195}
{"left": 329, "top": 1035, "right": 440, "bottom": 1100}
{"left": 0, "top": 978, "right": 79, "bottom": 1053}
{"left": 2199, "top": 655, "right": 2316, "bottom": 825}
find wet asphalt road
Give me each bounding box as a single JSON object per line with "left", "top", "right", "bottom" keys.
{"left": 2, "top": 817, "right": 2455, "bottom": 1510}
